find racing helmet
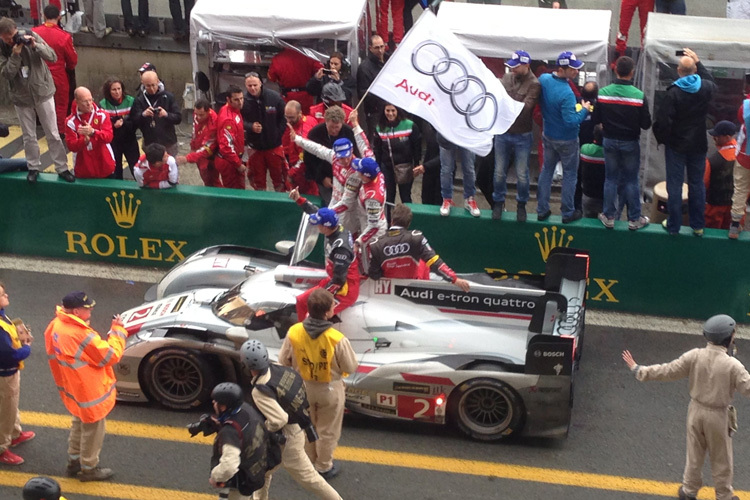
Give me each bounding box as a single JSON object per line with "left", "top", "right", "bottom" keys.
{"left": 23, "top": 476, "right": 62, "bottom": 500}
{"left": 351, "top": 157, "right": 380, "bottom": 178}
{"left": 703, "top": 314, "right": 736, "bottom": 345}
{"left": 309, "top": 208, "right": 339, "bottom": 228}
{"left": 240, "top": 339, "right": 270, "bottom": 371}
{"left": 332, "top": 138, "right": 353, "bottom": 158}
{"left": 211, "top": 382, "right": 244, "bottom": 409}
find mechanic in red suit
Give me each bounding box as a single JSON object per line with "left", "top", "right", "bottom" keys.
{"left": 65, "top": 86, "right": 115, "bottom": 179}
{"left": 33, "top": 4, "right": 77, "bottom": 139}
{"left": 215, "top": 85, "right": 246, "bottom": 190}
{"left": 377, "top": 0, "right": 405, "bottom": 47}
{"left": 289, "top": 191, "right": 361, "bottom": 321}
{"left": 30, "top": 0, "right": 61, "bottom": 26}
{"left": 268, "top": 48, "right": 323, "bottom": 115}
{"left": 615, "top": 0, "right": 654, "bottom": 59}
{"left": 368, "top": 204, "right": 471, "bottom": 292}
{"left": 282, "top": 100, "right": 319, "bottom": 196}
{"left": 176, "top": 98, "right": 221, "bottom": 187}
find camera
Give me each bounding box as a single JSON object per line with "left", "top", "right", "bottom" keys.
{"left": 12, "top": 31, "right": 32, "bottom": 46}
{"left": 322, "top": 68, "right": 333, "bottom": 74}
{"left": 187, "top": 414, "right": 219, "bottom": 437}
{"left": 675, "top": 50, "right": 686, "bottom": 56}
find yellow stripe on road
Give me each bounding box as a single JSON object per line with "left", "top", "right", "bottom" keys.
{"left": 17, "top": 411, "right": 743, "bottom": 499}
{"left": 0, "top": 125, "right": 22, "bottom": 148}
{"left": 0, "top": 471, "right": 214, "bottom": 500}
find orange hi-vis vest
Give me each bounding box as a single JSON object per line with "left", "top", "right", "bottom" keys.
{"left": 44, "top": 306, "right": 126, "bottom": 423}
{"left": 286, "top": 322, "right": 347, "bottom": 383}
{"left": 0, "top": 313, "right": 23, "bottom": 371}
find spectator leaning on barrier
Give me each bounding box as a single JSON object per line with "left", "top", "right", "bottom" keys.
{"left": 134, "top": 143, "right": 179, "bottom": 189}
{"left": 33, "top": 4, "right": 77, "bottom": 141}
{"left": 653, "top": 48, "right": 716, "bottom": 236}
{"left": 622, "top": 315, "right": 749, "bottom": 500}
{"left": 44, "top": 291, "right": 126, "bottom": 482}
{"left": 282, "top": 100, "right": 319, "bottom": 196}
{"left": 269, "top": 47, "right": 323, "bottom": 115}
{"left": 176, "top": 98, "right": 221, "bottom": 188}
{"left": 66, "top": 86, "right": 116, "bottom": 179}
{"left": 279, "top": 289, "right": 358, "bottom": 479}
{"left": 130, "top": 69, "right": 182, "bottom": 157}
{"left": 593, "top": 55, "right": 651, "bottom": 231}
{"left": 0, "top": 17, "right": 71, "bottom": 184}
{"left": 242, "top": 72, "right": 289, "bottom": 192}
{"left": 702, "top": 121, "right": 737, "bottom": 232}
{"left": 0, "top": 282, "right": 34, "bottom": 467}
{"left": 492, "top": 50, "right": 540, "bottom": 222}
{"left": 537, "top": 51, "right": 592, "bottom": 224}
{"left": 100, "top": 77, "right": 139, "bottom": 179}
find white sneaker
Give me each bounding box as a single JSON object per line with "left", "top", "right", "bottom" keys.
{"left": 440, "top": 199, "right": 454, "bottom": 216}
{"left": 79, "top": 26, "right": 91, "bottom": 33}
{"left": 464, "top": 197, "right": 480, "bottom": 217}
{"left": 628, "top": 215, "right": 649, "bottom": 231}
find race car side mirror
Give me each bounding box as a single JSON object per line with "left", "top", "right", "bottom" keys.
{"left": 275, "top": 240, "right": 295, "bottom": 256}
{"left": 374, "top": 337, "right": 391, "bottom": 349}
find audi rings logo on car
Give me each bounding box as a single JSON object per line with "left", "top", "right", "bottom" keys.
{"left": 411, "top": 40, "right": 498, "bottom": 132}
{"left": 383, "top": 243, "right": 410, "bottom": 256}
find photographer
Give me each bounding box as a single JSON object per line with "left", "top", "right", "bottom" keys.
{"left": 0, "top": 17, "right": 71, "bottom": 184}
{"left": 191, "top": 383, "right": 274, "bottom": 500}
{"left": 129, "top": 69, "right": 182, "bottom": 157}
{"left": 240, "top": 340, "right": 342, "bottom": 500}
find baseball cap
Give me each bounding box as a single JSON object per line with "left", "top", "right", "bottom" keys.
{"left": 708, "top": 120, "right": 736, "bottom": 137}
{"left": 139, "top": 62, "right": 156, "bottom": 74}
{"left": 557, "top": 51, "right": 584, "bottom": 69}
{"left": 309, "top": 208, "right": 339, "bottom": 228}
{"left": 351, "top": 157, "right": 380, "bottom": 177}
{"left": 505, "top": 50, "right": 531, "bottom": 68}
{"left": 321, "top": 83, "right": 347, "bottom": 104}
{"left": 62, "top": 291, "right": 95, "bottom": 309}
{"left": 332, "top": 138, "right": 353, "bottom": 158}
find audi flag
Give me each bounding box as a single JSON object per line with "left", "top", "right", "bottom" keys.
{"left": 367, "top": 10, "right": 524, "bottom": 156}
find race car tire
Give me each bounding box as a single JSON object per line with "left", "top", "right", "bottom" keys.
{"left": 142, "top": 348, "right": 219, "bottom": 410}
{"left": 448, "top": 377, "right": 525, "bottom": 441}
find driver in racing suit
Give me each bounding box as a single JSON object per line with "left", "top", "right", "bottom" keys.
{"left": 368, "top": 204, "right": 471, "bottom": 292}
{"left": 288, "top": 108, "right": 373, "bottom": 237}
{"left": 289, "top": 190, "right": 360, "bottom": 320}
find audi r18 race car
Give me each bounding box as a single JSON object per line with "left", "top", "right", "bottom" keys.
{"left": 115, "top": 217, "right": 589, "bottom": 441}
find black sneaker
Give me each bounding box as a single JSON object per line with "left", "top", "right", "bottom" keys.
{"left": 562, "top": 210, "right": 582, "bottom": 224}
{"left": 677, "top": 486, "right": 696, "bottom": 500}
{"left": 537, "top": 210, "right": 552, "bottom": 221}
{"left": 491, "top": 203, "right": 504, "bottom": 220}
{"left": 66, "top": 459, "right": 81, "bottom": 477}
{"left": 516, "top": 202, "right": 527, "bottom": 222}
{"left": 27, "top": 170, "right": 39, "bottom": 183}
{"left": 58, "top": 170, "right": 75, "bottom": 183}
{"left": 319, "top": 462, "right": 340, "bottom": 481}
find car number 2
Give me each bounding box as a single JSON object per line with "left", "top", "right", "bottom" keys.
{"left": 397, "top": 396, "right": 433, "bottom": 420}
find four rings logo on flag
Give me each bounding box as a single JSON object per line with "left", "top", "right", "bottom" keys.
{"left": 411, "top": 41, "right": 498, "bottom": 132}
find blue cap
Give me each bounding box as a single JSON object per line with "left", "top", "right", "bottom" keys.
{"left": 332, "top": 138, "right": 353, "bottom": 158}
{"left": 557, "top": 51, "right": 584, "bottom": 69}
{"left": 505, "top": 50, "right": 531, "bottom": 68}
{"left": 309, "top": 208, "right": 339, "bottom": 227}
{"left": 351, "top": 157, "right": 380, "bottom": 177}
{"left": 708, "top": 120, "right": 736, "bottom": 137}
{"left": 62, "top": 291, "right": 95, "bottom": 309}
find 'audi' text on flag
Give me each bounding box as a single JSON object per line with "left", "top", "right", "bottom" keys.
{"left": 367, "top": 11, "right": 524, "bottom": 156}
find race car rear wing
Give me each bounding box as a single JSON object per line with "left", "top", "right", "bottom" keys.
{"left": 544, "top": 248, "right": 590, "bottom": 292}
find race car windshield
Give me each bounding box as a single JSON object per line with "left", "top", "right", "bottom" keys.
{"left": 212, "top": 288, "right": 255, "bottom": 326}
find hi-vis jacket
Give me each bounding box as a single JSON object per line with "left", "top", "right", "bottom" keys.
{"left": 44, "top": 307, "right": 126, "bottom": 423}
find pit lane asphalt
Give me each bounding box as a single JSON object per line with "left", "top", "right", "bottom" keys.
{"left": 1, "top": 266, "right": 749, "bottom": 500}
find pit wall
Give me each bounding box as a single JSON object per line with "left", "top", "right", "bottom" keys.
{"left": 1, "top": 172, "right": 747, "bottom": 323}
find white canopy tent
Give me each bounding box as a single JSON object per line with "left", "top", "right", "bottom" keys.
{"left": 436, "top": 3, "right": 612, "bottom": 82}
{"left": 638, "top": 13, "right": 750, "bottom": 195}
{"left": 189, "top": 0, "right": 368, "bottom": 96}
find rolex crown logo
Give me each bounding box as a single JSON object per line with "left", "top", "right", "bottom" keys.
{"left": 534, "top": 226, "right": 573, "bottom": 263}
{"left": 106, "top": 190, "right": 141, "bottom": 229}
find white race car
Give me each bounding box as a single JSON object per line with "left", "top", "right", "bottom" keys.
{"left": 116, "top": 217, "right": 588, "bottom": 441}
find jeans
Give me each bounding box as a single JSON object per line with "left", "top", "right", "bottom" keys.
{"left": 493, "top": 132, "right": 532, "bottom": 204}
{"left": 169, "top": 0, "right": 194, "bottom": 34}
{"left": 121, "top": 0, "right": 149, "bottom": 31}
{"left": 537, "top": 135, "right": 579, "bottom": 218}
{"left": 655, "top": 0, "right": 686, "bottom": 14}
{"left": 664, "top": 146, "right": 705, "bottom": 233}
{"left": 439, "top": 145, "right": 476, "bottom": 200}
{"left": 603, "top": 138, "right": 642, "bottom": 221}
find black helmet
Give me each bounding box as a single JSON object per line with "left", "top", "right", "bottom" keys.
{"left": 211, "top": 382, "right": 244, "bottom": 409}
{"left": 241, "top": 339, "right": 270, "bottom": 371}
{"left": 703, "top": 314, "right": 736, "bottom": 345}
{"left": 23, "top": 476, "right": 61, "bottom": 500}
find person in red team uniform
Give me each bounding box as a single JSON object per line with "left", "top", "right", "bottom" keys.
{"left": 134, "top": 143, "right": 178, "bottom": 189}
{"left": 65, "top": 86, "right": 115, "bottom": 179}
{"left": 176, "top": 98, "right": 220, "bottom": 187}
{"left": 268, "top": 48, "right": 323, "bottom": 115}
{"left": 33, "top": 5, "right": 77, "bottom": 139}
{"left": 215, "top": 85, "right": 246, "bottom": 189}
{"left": 368, "top": 204, "right": 471, "bottom": 291}
{"left": 282, "top": 100, "right": 318, "bottom": 195}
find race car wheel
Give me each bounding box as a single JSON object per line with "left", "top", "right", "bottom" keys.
{"left": 142, "top": 348, "right": 218, "bottom": 410}
{"left": 449, "top": 378, "right": 525, "bottom": 441}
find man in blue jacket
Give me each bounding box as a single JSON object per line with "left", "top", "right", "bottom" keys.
{"left": 537, "top": 51, "right": 592, "bottom": 223}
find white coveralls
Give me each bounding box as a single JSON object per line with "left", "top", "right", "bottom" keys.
{"left": 251, "top": 368, "right": 342, "bottom": 500}
{"left": 634, "top": 343, "right": 750, "bottom": 500}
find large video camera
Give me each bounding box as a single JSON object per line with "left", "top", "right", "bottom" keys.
{"left": 12, "top": 30, "right": 32, "bottom": 46}
{"left": 187, "top": 414, "right": 220, "bottom": 437}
